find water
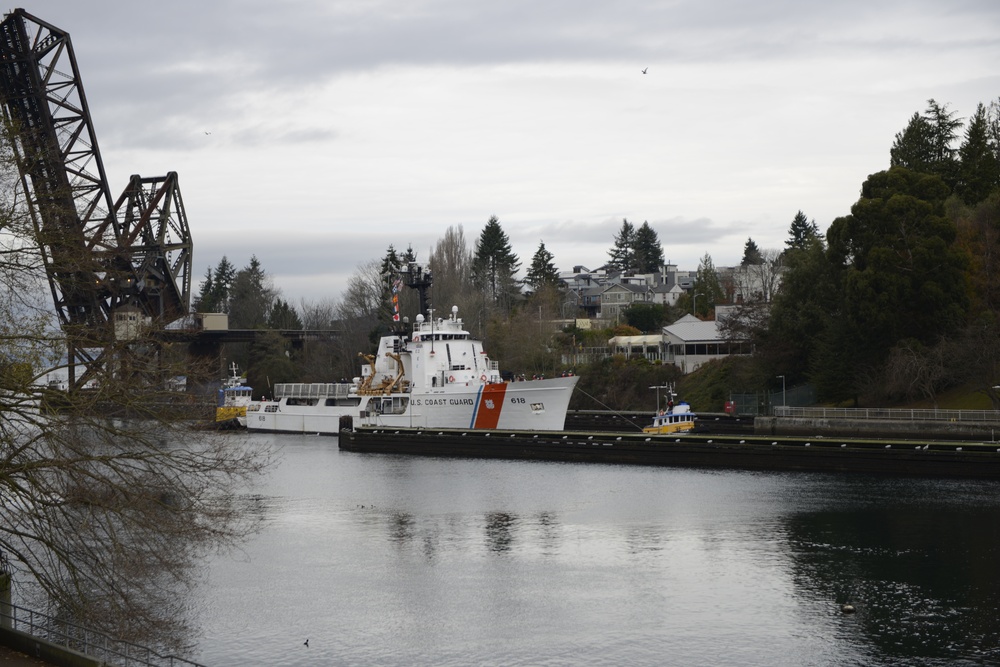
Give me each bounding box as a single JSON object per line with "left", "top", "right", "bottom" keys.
{"left": 191, "top": 433, "right": 1000, "bottom": 666}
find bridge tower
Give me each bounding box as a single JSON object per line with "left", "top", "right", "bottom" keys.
{"left": 0, "top": 9, "right": 193, "bottom": 388}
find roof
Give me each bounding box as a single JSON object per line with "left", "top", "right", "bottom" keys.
{"left": 663, "top": 314, "right": 724, "bottom": 343}
{"left": 609, "top": 334, "right": 663, "bottom": 345}
{"left": 602, "top": 282, "right": 649, "bottom": 294}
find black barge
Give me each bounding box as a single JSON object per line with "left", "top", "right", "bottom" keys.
{"left": 339, "top": 426, "right": 1000, "bottom": 479}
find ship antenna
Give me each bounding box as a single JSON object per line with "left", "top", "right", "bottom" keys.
{"left": 401, "top": 262, "right": 433, "bottom": 316}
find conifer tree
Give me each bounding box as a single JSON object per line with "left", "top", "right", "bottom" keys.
{"left": 890, "top": 99, "right": 962, "bottom": 187}
{"left": 741, "top": 238, "right": 763, "bottom": 266}
{"left": 228, "top": 255, "right": 276, "bottom": 328}
{"left": 525, "top": 241, "right": 560, "bottom": 291}
{"left": 692, "top": 253, "right": 725, "bottom": 316}
{"left": 785, "top": 210, "right": 822, "bottom": 253}
{"left": 196, "top": 256, "right": 236, "bottom": 313}
{"left": 267, "top": 297, "right": 303, "bottom": 329}
{"left": 957, "top": 102, "right": 1000, "bottom": 204}
{"left": 472, "top": 215, "right": 521, "bottom": 313}
{"left": 606, "top": 219, "right": 636, "bottom": 272}
{"left": 633, "top": 221, "right": 665, "bottom": 273}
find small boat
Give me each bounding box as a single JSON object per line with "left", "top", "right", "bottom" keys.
{"left": 216, "top": 363, "right": 253, "bottom": 427}
{"left": 643, "top": 402, "right": 696, "bottom": 435}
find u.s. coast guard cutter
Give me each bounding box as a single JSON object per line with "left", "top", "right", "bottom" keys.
{"left": 246, "top": 265, "right": 577, "bottom": 434}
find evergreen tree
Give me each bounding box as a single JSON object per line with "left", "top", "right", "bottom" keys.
{"left": 890, "top": 99, "right": 962, "bottom": 187}
{"left": 525, "top": 241, "right": 560, "bottom": 291}
{"left": 741, "top": 237, "right": 763, "bottom": 266}
{"left": 196, "top": 256, "right": 236, "bottom": 313}
{"left": 957, "top": 102, "right": 1000, "bottom": 204}
{"left": 623, "top": 302, "right": 666, "bottom": 333}
{"left": 692, "top": 253, "right": 725, "bottom": 316}
{"left": 606, "top": 219, "right": 636, "bottom": 272}
{"left": 228, "top": 255, "right": 276, "bottom": 328}
{"left": 890, "top": 111, "right": 935, "bottom": 173}
{"left": 248, "top": 330, "right": 297, "bottom": 398}
{"left": 195, "top": 266, "right": 214, "bottom": 312}
{"left": 472, "top": 215, "right": 521, "bottom": 313}
{"left": 633, "top": 221, "right": 665, "bottom": 273}
{"left": 825, "top": 166, "right": 968, "bottom": 387}
{"left": 268, "top": 297, "right": 303, "bottom": 329}
{"left": 378, "top": 245, "right": 404, "bottom": 325}
{"left": 785, "top": 210, "right": 822, "bottom": 253}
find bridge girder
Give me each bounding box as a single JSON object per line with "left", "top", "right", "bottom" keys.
{"left": 0, "top": 9, "right": 193, "bottom": 388}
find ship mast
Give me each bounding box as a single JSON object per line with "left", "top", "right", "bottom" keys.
{"left": 400, "top": 262, "right": 433, "bottom": 316}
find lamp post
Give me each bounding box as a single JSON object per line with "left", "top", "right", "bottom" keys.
{"left": 776, "top": 375, "right": 786, "bottom": 407}
{"left": 692, "top": 292, "right": 705, "bottom": 316}
{"left": 650, "top": 384, "right": 673, "bottom": 412}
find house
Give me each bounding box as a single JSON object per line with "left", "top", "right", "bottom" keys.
{"left": 599, "top": 282, "right": 651, "bottom": 321}
{"left": 662, "top": 309, "right": 750, "bottom": 372}
{"left": 651, "top": 282, "right": 685, "bottom": 307}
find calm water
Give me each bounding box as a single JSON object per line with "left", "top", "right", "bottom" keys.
{"left": 191, "top": 433, "right": 1000, "bottom": 666}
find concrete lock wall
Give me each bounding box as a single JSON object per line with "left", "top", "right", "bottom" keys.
{"left": 756, "top": 416, "right": 1000, "bottom": 442}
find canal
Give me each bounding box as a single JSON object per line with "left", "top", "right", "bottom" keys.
{"left": 190, "top": 432, "right": 1000, "bottom": 666}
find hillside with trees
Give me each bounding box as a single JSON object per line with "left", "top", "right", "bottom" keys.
{"left": 193, "top": 96, "right": 1000, "bottom": 410}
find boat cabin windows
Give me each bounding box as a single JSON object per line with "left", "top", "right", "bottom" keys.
{"left": 368, "top": 396, "right": 408, "bottom": 415}
{"left": 324, "top": 397, "right": 362, "bottom": 407}
{"left": 286, "top": 397, "right": 318, "bottom": 406}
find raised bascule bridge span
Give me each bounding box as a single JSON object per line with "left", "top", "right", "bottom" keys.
{"left": 0, "top": 8, "right": 194, "bottom": 389}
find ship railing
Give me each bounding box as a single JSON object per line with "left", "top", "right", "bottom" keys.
{"left": 774, "top": 406, "right": 1000, "bottom": 423}
{"left": 0, "top": 602, "right": 205, "bottom": 666}
{"left": 274, "top": 383, "right": 353, "bottom": 399}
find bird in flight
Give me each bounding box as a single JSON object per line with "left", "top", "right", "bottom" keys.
{"left": 304, "top": 639, "right": 310, "bottom": 647}
{"left": 641, "top": 68, "right": 647, "bottom": 74}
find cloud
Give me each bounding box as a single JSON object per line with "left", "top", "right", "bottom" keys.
{"left": 9, "top": 1, "right": 1000, "bottom": 308}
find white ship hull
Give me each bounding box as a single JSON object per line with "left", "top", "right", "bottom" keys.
{"left": 247, "top": 376, "right": 577, "bottom": 435}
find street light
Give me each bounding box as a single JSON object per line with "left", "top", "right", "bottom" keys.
{"left": 650, "top": 384, "right": 674, "bottom": 413}
{"left": 692, "top": 292, "right": 705, "bottom": 316}
{"left": 776, "top": 375, "right": 786, "bottom": 407}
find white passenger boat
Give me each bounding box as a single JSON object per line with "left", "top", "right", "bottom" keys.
{"left": 246, "top": 305, "right": 578, "bottom": 435}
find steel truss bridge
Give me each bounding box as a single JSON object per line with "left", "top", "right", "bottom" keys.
{"left": 0, "top": 9, "right": 193, "bottom": 389}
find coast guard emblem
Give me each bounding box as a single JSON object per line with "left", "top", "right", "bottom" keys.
{"left": 485, "top": 399, "right": 495, "bottom": 410}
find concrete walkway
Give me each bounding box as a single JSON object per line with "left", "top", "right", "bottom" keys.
{"left": 0, "top": 644, "right": 53, "bottom": 665}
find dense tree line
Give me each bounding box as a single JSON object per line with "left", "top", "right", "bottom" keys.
{"left": 743, "top": 97, "right": 1000, "bottom": 406}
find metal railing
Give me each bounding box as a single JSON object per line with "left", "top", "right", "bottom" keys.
{"left": 0, "top": 603, "right": 205, "bottom": 667}
{"left": 274, "top": 382, "right": 352, "bottom": 399}
{"left": 774, "top": 406, "right": 1000, "bottom": 423}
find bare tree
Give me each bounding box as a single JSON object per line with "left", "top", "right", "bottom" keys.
{"left": 732, "top": 248, "right": 784, "bottom": 304}
{"left": 428, "top": 225, "right": 484, "bottom": 334}
{"left": 298, "top": 297, "right": 338, "bottom": 331}
{"left": 1, "top": 136, "right": 270, "bottom": 651}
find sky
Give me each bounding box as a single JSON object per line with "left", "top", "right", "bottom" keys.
{"left": 10, "top": 1, "right": 1000, "bottom": 305}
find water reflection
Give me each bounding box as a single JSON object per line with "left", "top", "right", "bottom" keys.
{"left": 190, "top": 435, "right": 1000, "bottom": 666}
{"left": 484, "top": 512, "right": 516, "bottom": 553}
{"left": 786, "top": 503, "right": 1000, "bottom": 664}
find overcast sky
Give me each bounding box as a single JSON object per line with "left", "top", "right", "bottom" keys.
{"left": 15, "top": 1, "right": 1000, "bottom": 304}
